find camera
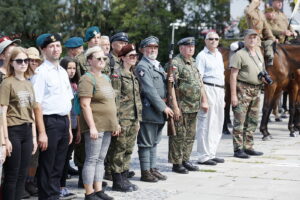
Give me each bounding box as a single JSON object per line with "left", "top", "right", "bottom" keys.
{"left": 258, "top": 71, "right": 273, "bottom": 85}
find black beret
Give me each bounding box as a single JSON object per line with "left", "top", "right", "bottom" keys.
{"left": 177, "top": 37, "right": 195, "bottom": 46}
{"left": 40, "top": 33, "right": 62, "bottom": 49}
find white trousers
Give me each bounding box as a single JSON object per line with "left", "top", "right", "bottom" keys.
{"left": 196, "top": 85, "right": 225, "bottom": 162}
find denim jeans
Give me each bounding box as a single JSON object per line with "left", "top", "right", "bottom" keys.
{"left": 3, "top": 123, "right": 33, "bottom": 200}
{"left": 82, "top": 132, "right": 111, "bottom": 185}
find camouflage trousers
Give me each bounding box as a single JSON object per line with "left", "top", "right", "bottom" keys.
{"left": 232, "top": 81, "right": 261, "bottom": 151}
{"left": 168, "top": 112, "right": 197, "bottom": 164}
{"left": 107, "top": 120, "right": 139, "bottom": 173}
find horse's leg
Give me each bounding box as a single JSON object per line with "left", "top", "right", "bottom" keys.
{"left": 288, "top": 82, "right": 297, "bottom": 137}
{"left": 260, "top": 83, "right": 278, "bottom": 140}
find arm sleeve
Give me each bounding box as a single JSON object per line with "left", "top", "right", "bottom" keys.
{"left": 196, "top": 52, "right": 206, "bottom": 77}
{"left": 32, "top": 71, "right": 46, "bottom": 104}
{"left": 136, "top": 65, "right": 166, "bottom": 112}
{"left": 230, "top": 52, "right": 242, "bottom": 70}
{"left": 0, "top": 80, "right": 10, "bottom": 106}
{"left": 78, "top": 75, "right": 94, "bottom": 98}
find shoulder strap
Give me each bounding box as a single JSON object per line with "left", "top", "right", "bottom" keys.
{"left": 85, "top": 72, "right": 96, "bottom": 94}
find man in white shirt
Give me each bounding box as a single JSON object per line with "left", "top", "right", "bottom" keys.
{"left": 32, "top": 33, "right": 73, "bottom": 200}
{"left": 195, "top": 32, "right": 225, "bottom": 166}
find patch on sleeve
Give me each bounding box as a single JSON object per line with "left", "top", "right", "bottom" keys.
{"left": 139, "top": 70, "right": 145, "bottom": 77}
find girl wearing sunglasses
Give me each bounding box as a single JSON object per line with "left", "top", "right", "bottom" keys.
{"left": 0, "top": 47, "right": 38, "bottom": 200}
{"left": 107, "top": 44, "right": 142, "bottom": 192}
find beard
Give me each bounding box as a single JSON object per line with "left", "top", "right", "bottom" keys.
{"left": 147, "top": 52, "right": 158, "bottom": 60}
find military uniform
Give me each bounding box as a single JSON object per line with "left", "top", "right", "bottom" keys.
{"left": 108, "top": 65, "right": 142, "bottom": 173}
{"left": 230, "top": 47, "right": 264, "bottom": 153}
{"left": 245, "top": 0, "right": 276, "bottom": 65}
{"left": 135, "top": 36, "right": 168, "bottom": 181}
{"left": 168, "top": 54, "right": 202, "bottom": 165}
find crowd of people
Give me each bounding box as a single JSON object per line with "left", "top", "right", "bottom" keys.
{"left": 0, "top": 0, "right": 294, "bottom": 200}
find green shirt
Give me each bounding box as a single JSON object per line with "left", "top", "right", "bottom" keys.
{"left": 230, "top": 48, "right": 264, "bottom": 85}
{"left": 0, "top": 76, "right": 36, "bottom": 126}
{"left": 78, "top": 73, "right": 118, "bottom": 133}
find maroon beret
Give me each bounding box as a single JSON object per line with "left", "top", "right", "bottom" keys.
{"left": 118, "top": 44, "right": 136, "bottom": 57}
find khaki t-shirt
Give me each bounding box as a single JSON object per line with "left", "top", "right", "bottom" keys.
{"left": 78, "top": 73, "right": 118, "bottom": 133}
{"left": 0, "top": 76, "right": 36, "bottom": 126}
{"left": 230, "top": 48, "right": 264, "bottom": 85}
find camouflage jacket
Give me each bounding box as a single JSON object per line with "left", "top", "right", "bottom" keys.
{"left": 172, "top": 54, "right": 202, "bottom": 113}
{"left": 111, "top": 65, "right": 142, "bottom": 122}
{"left": 244, "top": 1, "right": 275, "bottom": 41}
{"left": 75, "top": 52, "right": 90, "bottom": 77}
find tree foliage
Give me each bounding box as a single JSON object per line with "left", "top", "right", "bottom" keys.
{"left": 0, "top": 0, "right": 231, "bottom": 62}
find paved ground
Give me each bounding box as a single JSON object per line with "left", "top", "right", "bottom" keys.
{"left": 27, "top": 107, "right": 300, "bottom": 200}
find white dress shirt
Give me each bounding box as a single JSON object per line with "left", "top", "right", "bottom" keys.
{"left": 196, "top": 47, "right": 225, "bottom": 86}
{"left": 32, "top": 60, "right": 73, "bottom": 116}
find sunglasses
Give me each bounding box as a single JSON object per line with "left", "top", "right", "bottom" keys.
{"left": 12, "top": 58, "right": 29, "bottom": 65}
{"left": 29, "top": 59, "right": 40, "bottom": 63}
{"left": 127, "top": 54, "right": 138, "bottom": 59}
{"left": 95, "top": 56, "right": 107, "bottom": 62}
{"left": 208, "top": 38, "right": 219, "bottom": 41}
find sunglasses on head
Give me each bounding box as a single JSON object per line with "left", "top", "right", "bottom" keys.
{"left": 95, "top": 56, "right": 107, "bottom": 61}
{"left": 127, "top": 54, "right": 138, "bottom": 59}
{"left": 208, "top": 38, "right": 219, "bottom": 41}
{"left": 12, "top": 58, "right": 29, "bottom": 65}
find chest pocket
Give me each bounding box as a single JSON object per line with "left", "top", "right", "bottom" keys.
{"left": 120, "top": 76, "right": 133, "bottom": 102}
{"left": 47, "top": 78, "right": 60, "bottom": 95}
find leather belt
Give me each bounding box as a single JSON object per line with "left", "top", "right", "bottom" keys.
{"left": 203, "top": 82, "right": 224, "bottom": 89}
{"left": 237, "top": 80, "right": 262, "bottom": 88}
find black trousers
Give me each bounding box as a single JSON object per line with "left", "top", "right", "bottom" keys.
{"left": 37, "top": 115, "right": 69, "bottom": 200}
{"left": 60, "top": 129, "right": 76, "bottom": 187}
{"left": 3, "top": 123, "right": 33, "bottom": 200}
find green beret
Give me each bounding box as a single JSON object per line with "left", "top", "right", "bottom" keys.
{"left": 36, "top": 33, "right": 51, "bottom": 47}
{"left": 177, "top": 37, "right": 195, "bottom": 46}
{"left": 40, "top": 33, "right": 62, "bottom": 49}
{"left": 64, "top": 37, "right": 84, "bottom": 48}
{"left": 85, "top": 26, "right": 101, "bottom": 42}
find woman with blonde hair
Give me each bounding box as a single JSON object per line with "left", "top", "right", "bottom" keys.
{"left": 0, "top": 47, "right": 38, "bottom": 200}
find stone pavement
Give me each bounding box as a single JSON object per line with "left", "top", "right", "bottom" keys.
{"left": 27, "top": 113, "right": 300, "bottom": 200}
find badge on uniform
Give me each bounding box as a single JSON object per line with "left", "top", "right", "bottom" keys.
{"left": 139, "top": 70, "right": 145, "bottom": 77}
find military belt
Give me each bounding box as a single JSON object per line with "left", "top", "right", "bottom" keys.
{"left": 237, "top": 80, "right": 262, "bottom": 88}
{"left": 203, "top": 82, "right": 224, "bottom": 89}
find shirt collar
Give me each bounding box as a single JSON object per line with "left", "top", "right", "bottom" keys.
{"left": 144, "top": 56, "right": 160, "bottom": 70}
{"left": 44, "top": 60, "right": 62, "bottom": 71}
{"left": 204, "top": 46, "right": 219, "bottom": 55}
{"left": 179, "top": 54, "right": 194, "bottom": 64}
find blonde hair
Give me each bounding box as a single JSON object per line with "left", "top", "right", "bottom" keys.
{"left": 6, "top": 47, "right": 30, "bottom": 79}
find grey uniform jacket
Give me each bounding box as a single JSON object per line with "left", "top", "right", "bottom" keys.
{"left": 135, "top": 56, "right": 167, "bottom": 124}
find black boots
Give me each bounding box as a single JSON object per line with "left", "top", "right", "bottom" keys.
{"left": 122, "top": 170, "right": 138, "bottom": 191}
{"left": 112, "top": 173, "right": 133, "bottom": 192}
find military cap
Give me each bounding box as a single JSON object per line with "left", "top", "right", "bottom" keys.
{"left": 265, "top": 7, "right": 275, "bottom": 13}
{"left": 39, "top": 33, "right": 62, "bottom": 49}
{"left": 0, "top": 36, "right": 21, "bottom": 54}
{"left": 244, "top": 29, "right": 258, "bottom": 37}
{"left": 118, "top": 44, "right": 136, "bottom": 57}
{"left": 64, "top": 37, "right": 84, "bottom": 48}
{"left": 177, "top": 37, "right": 195, "bottom": 46}
{"left": 85, "top": 26, "right": 101, "bottom": 42}
{"left": 110, "top": 32, "right": 129, "bottom": 43}
{"left": 85, "top": 46, "right": 103, "bottom": 58}
{"left": 140, "top": 36, "right": 159, "bottom": 48}
{"left": 36, "top": 33, "right": 51, "bottom": 48}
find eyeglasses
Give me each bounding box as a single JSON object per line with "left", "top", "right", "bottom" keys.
{"left": 12, "top": 58, "right": 29, "bottom": 65}
{"left": 95, "top": 56, "right": 107, "bottom": 62}
{"left": 29, "top": 59, "right": 40, "bottom": 63}
{"left": 208, "top": 38, "right": 219, "bottom": 41}
{"left": 127, "top": 54, "right": 138, "bottom": 59}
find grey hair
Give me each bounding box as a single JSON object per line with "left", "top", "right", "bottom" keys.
{"left": 205, "top": 32, "right": 219, "bottom": 40}
{"left": 100, "top": 35, "right": 110, "bottom": 41}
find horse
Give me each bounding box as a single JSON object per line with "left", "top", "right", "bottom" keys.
{"left": 219, "top": 44, "right": 300, "bottom": 139}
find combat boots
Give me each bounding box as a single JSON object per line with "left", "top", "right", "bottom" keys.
{"left": 122, "top": 170, "right": 138, "bottom": 191}
{"left": 112, "top": 173, "right": 133, "bottom": 192}
{"left": 150, "top": 168, "right": 167, "bottom": 180}
{"left": 140, "top": 170, "right": 158, "bottom": 182}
